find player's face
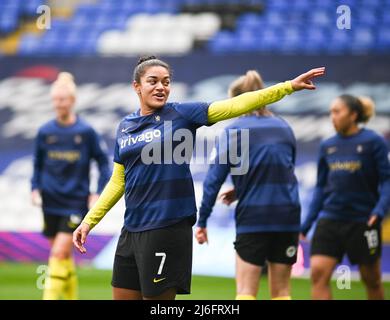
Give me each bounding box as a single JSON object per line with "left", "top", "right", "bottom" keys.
{"left": 51, "top": 87, "right": 75, "bottom": 119}
{"left": 134, "top": 66, "right": 170, "bottom": 110}
{"left": 330, "top": 98, "right": 356, "bottom": 134}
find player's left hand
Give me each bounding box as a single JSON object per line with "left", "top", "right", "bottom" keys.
{"left": 291, "top": 67, "right": 325, "bottom": 91}
{"left": 219, "top": 188, "right": 237, "bottom": 206}
{"left": 195, "top": 227, "right": 208, "bottom": 245}
{"left": 31, "top": 189, "right": 42, "bottom": 207}
{"left": 367, "top": 214, "right": 378, "bottom": 227}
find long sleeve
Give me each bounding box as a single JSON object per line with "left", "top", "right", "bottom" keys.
{"left": 89, "top": 129, "right": 111, "bottom": 193}
{"left": 82, "top": 162, "right": 125, "bottom": 229}
{"left": 301, "top": 145, "right": 328, "bottom": 236}
{"left": 198, "top": 141, "right": 230, "bottom": 228}
{"left": 31, "top": 130, "right": 43, "bottom": 190}
{"left": 371, "top": 138, "right": 390, "bottom": 218}
{"left": 207, "top": 81, "right": 294, "bottom": 123}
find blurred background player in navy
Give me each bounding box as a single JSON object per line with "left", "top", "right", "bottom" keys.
{"left": 196, "top": 70, "right": 301, "bottom": 300}
{"left": 301, "top": 95, "right": 390, "bottom": 300}
{"left": 72, "top": 56, "right": 324, "bottom": 300}
{"left": 31, "top": 72, "right": 111, "bottom": 300}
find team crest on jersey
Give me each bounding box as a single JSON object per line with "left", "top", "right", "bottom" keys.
{"left": 357, "top": 145, "right": 363, "bottom": 153}
{"left": 46, "top": 135, "right": 57, "bottom": 144}
{"left": 286, "top": 246, "right": 297, "bottom": 258}
{"left": 74, "top": 135, "right": 82, "bottom": 144}
{"left": 327, "top": 146, "right": 337, "bottom": 155}
{"left": 155, "top": 115, "right": 161, "bottom": 122}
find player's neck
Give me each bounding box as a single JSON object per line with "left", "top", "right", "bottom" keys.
{"left": 254, "top": 108, "right": 273, "bottom": 117}
{"left": 140, "top": 105, "right": 157, "bottom": 116}
{"left": 341, "top": 125, "right": 360, "bottom": 137}
{"left": 56, "top": 113, "right": 77, "bottom": 127}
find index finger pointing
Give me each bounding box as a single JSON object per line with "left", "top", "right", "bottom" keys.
{"left": 306, "top": 67, "right": 326, "bottom": 76}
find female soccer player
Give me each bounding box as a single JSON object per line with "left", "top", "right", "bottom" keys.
{"left": 31, "top": 72, "right": 111, "bottom": 300}
{"left": 301, "top": 94, "right": 390, "bottom": 300}
{"left": 73, "top": 56, "right": 324, "bottom": 300}
{"left": 196, "top": 70, "right": 301, "bottom": 300}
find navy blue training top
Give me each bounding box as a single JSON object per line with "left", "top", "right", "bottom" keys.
{"left": 301, "top": 128, "right": 390, "bottom": 235}
{"left": 114, "top": 102, "right": 210, "bottom": 232}
{"left": 31, "top": 117, "right": 111, "bottom": 217}
{"left": 198, "top": 115, "right": 301, "bottom": 234}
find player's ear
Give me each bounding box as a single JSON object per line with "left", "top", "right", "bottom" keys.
{"left": 133, "top": 80, "right": 141, "bottom": 94}
{"left": 350, "top": 109, "right": 358, "bottom": 123}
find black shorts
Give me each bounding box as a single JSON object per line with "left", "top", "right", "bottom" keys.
{"left": 112, "top": 218, "right": 193, "bottom": 297}
{"left": 311, "top": 218, "right": 382, "bottom": 265}
{"left": 234, "top": 232, "right": 299, "bottom": 267}
{"left": 43, "top": 212, "right": 83, "bottom": 238}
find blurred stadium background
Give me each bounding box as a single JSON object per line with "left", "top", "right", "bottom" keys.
{"left": 0, "top": 0, "right": 390, "bottom": 299}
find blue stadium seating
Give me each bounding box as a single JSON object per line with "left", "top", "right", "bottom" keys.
{"left": 209, "top": 0, "right": 390, "bottom": 54}
{"left": 7, "top": 0, "right": 390, "bottom": 55}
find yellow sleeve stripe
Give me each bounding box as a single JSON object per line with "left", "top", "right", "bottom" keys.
{"left": 82, "top": 162, "right": 125, "bottom": 230}
{"left": 207, "top": 81, "right": 294, "bottom": 123}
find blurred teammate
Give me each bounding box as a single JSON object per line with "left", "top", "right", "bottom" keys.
{"left": 73, "top": 55, "right": 324, "bottom": 300}
{"left": 301, "top": 95, "right": 390, "bottom": 300}
{"left": 196, "top": 70, "right": 301, "bottom": 300}
{"left": 31, "top": 72, "right": 111, "bottom": 300}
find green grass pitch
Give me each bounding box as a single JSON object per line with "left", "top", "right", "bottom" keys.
{"left": 0, "top": 262, "right": 389, "bottom": 300}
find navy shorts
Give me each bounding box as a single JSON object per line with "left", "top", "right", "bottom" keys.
{"left": 234, "top": 232, "right": 299, "bottom": 267}
{"left": 112, "top": 218, "right": 193, "bottom": 297}
{"left": 311, "top": 218, "right": 382, "bottom": 265}
{"left": 43, "top": 212, "right": 83, "bottom": 238}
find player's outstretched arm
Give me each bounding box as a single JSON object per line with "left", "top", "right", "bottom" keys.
{"left": 207, "top": 67, "right": 325, "bottom": 123}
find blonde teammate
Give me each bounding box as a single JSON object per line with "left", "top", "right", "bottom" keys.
{"left": 31, "top": 72, "right": 110, "bottom": 299}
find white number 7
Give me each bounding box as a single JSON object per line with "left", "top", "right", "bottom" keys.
{"left": 155, "top": 252, "right": 166, "bottom": 275}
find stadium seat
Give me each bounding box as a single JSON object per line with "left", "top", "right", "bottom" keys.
{"left": 327, "top": 30, "right": 353, "bottom": 54}
{"left": 377, "top": 27, "right": 390, "bottom": 51}
{"left": 18, "top": 34, "right": 41, "bottom": 56}
{"left": 208, "top": 31, "right": 236, "bottom": 53}
{"left": 8, "top": 0, "right": 390, "bottom": 55}
{"left": 98, "top": 12, "right": 220, "bottom": 56}
{"left": 22, "top": 0, "right": 46, "bottom": 16}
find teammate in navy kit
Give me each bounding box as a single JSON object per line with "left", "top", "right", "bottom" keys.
{"left": 73, "top": 56, "right": 325, "bottom": 300}
{"left": 31, "top": 72, "right": 111, "bottom": 299}
{"left": 301, "top": 95, "right": 390, "bottom": 300}
{"left": 196, "top": 70, "right": 300, "bottom": 300}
